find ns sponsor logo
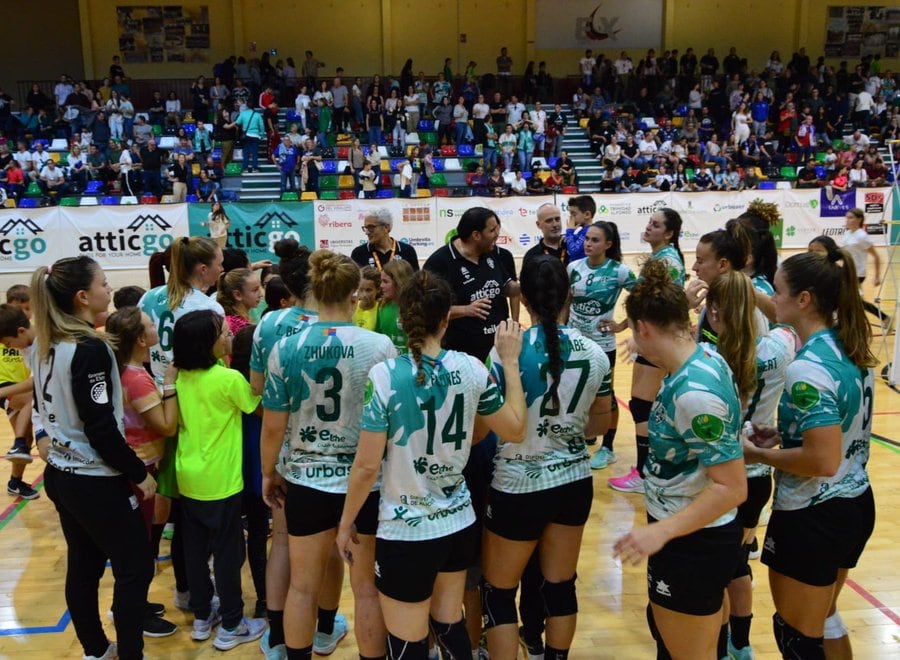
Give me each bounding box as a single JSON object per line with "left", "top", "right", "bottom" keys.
{"left": 0, "top": 218, "right": 47, "bottom": 261}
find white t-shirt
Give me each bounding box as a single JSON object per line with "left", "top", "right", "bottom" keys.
{"left": 472, "top": 102, "right": 490, "bottom": 120}
{"left": 843, "top": 227, "right": 872, "bottom": 277}
{"left": 580, "top": 57, "right": 595, "bottom": 76}
{"left": 506, "top": 102, "right": 525, "bottom": 126}
{"left": 40, "top": 165, "right": 65, "bottom": 183}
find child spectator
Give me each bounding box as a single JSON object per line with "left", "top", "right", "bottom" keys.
{"left": 114, "top": 285, "right": 147, "bottom": 310}
{"left": 172, "top": 309, "right": 265, "bottom": 650}
{"left": 353, "top": 267, "right": 381, "bottom": 330}
{"left": 375, "top": 259, "right": 414, "bottom": 354}
{"left": 216, "top": 268, "right": 262, "bottom": 336}
{"left": 565, "top": 195, "right": 596, "bottom": 260}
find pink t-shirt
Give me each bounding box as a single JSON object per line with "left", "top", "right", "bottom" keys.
{"left": 121, "top": 365, "right": 165, "bottom": 465}
{"left": 226, "top": 314, "right": 251, "bottom": 336}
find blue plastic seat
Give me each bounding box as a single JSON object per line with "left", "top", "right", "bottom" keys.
{"left": 376, "top": 188, "right": 394, "bottom": 198}
{"left": 418, "top": 119, "right": 434, "bottom": 131}
{"left": 320, "top": 160, "right": 338, "bottom": 174}
{"left": 814, "top": 165, "right": 826, "bottom": 178}
{"left": 457, "top": 144, "right": 475, "bottom": 157}
{"left": 100, "top": 196, "right": 120, "bottom": 205}
{"left": 286, "top": 110, "right": 303, "bottom": 122}
{"left": 433, "top": 158, "right": 445, "bottom": 172}
{"left": 390, "top": 158, "right": 407, "bottom": 171}
{"left": 547, "top": 157, "right": 560, "bottom": 169}
{"left": 186, "top": 194, "right": 199, "bottom": 202}
{"left": 85, "top": 181, "right": 104, "bottom": 194}
{"left": 18, "top": 198, "right": 38, "bottom": 208}
{"left": 759, "top": 181, "right": 777, "bottom": 190}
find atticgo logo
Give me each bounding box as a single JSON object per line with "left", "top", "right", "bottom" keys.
{"left": 227, "top": 211, "right": 304, "bottom": 252}
{"left": 78, "top": 214, "right": 174, "bottom": 257}
{"left": 0, "top": 218, "right": 47, "bottom": 261}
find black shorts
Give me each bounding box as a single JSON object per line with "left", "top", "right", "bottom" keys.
{"left": 285, "top": 482, "right": 379, "bottom": 536}
{"left": 647, "top": 516, "right": 742, "bottom": 616}
{"left": 0, "top": 381, "right": 14, "bottom": 413}
{"left": 762, "top": 487, "right": 875, "bottom": 587}
{"left": 485, "top": 478, "right": 593, "bottom": 541}
{"left": 635, "top": 354, "right": 657, "bottom": 368}
{"left": 736, "top": 474, "right": 772, "bottom": 529}
{"left": 375, "top": 524, "right": 478, "bottom": 603}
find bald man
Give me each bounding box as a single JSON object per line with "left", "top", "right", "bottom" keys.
{"left": 520, "top": 203, "right": 568, "bottom": 279}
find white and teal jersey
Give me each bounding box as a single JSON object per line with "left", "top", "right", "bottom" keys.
{"left": 652, "top": 244, "right": 685, "bottom": 287}
{"left": 250, "top": 306, "right": 318, "bottom": 374}
{"left": 567, "top": 258, "right": 636, "bottom": 351}
{"left": 645, "top": 345, "right": 743, "bottom": 526}
{"left": 744, "top": 326, "right": 797, "bottom": 478}
{"left": 751, "top": 274, "right": 775, "bottom": 297}
{"left": 489, "top": 326, "right": 609, "bottom": 494}
{"left": 361, "top": 350, "right": 504, "bottom": 541}
{"left": 264, "top": 322, "right": 396, "bottom": 493}
{"left": 774, "top": 329, "right": 873, "bottom": 511}
{"left": 139, "top": 285, "right": 225, "bottom": 385}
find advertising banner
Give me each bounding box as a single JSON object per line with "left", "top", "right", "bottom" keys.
{"left": 535, "top": 0, "right": 664, "bottom": 49}
{"left": 187, "top": 202, "right": 315, "bottom": 264}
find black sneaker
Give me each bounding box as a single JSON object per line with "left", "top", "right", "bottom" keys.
{"left": 4, "top": 442, "right": 33, "bottom": 464}
{"left": 143, "top": 614, "right": 177, "bottom": 638}
{"left": 147, "top": 601, "right": 166, "bottom": 617}
{"left": 7, "top": 479, "right": 39, "bottom": 500}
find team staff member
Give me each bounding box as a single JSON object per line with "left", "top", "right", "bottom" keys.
{"left": 520, "top": 203, "right": 568, "bottom": 278}
{"left": 351, "top": 208, "right": 420, "bottom": 272}
{"left": 702, "top": 272, "right": 797, "bottom": 659}
{"left": 423, "top": 206, "right": 514, "bottom": 363}
{"left": 32, "top": 256, "right": 156, "bottom": 660}
{"left": 337, "top": 271, "right": 528, "bottom": 660}
{"left": 613, "top": 259, "right": 747, "bottom": 660}
{"left": 745, "top": 250, "right": 877, "bottom": 659}
{"left": 608, "top": 208, "right": 685, "bottom": 494}
{"left": 249, "top": 239, "right": 347, "bottom": 659}
{"left": 261, "top": 250, "right": 396, "bottom": 660}
{"left": 481, "top": 256, "right": 611, "bottom": 660}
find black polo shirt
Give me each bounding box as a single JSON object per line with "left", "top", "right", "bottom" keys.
{"left": 520, "top": 240, "right": 568, "bottom": 279}
{"left": 350, "top": 238, "right": 419, "bottom": 271}
{"left": 423, "top": 240, "right": 511, "bottom": 361}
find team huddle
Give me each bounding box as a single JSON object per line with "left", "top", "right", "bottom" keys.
{"left": 0, "top": 197, "right": 878, "bottom": 660}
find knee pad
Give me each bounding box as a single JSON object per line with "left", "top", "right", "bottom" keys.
{"left": 429, "top": 616, "right": 470, "bottom": 659}
{"left": 824, "top": 611, "right": 848, "bottom": 640}
{"left": 629, "top": 398, "right": 653, "bottom": 425}
{"left": 540, "top": 576, "right": 578, "bottom": 618}
{"left": 480, "top": 579, "right": 518, "bottom": 630}
{"left": 773, "top": 613, "right": 825, "bottom": 659}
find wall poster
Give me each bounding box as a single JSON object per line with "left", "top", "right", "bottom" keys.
{"left": 825, "top": 6, "right": 900, "bottom": 58}
{"left": 116, "top": 5, "right": 211, "bottom": 64}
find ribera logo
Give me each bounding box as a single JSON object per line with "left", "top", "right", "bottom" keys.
{"left": 0, "top": 218, "right": 47, "bottom": 261}
{"left": 78, "top": 214, "right": 174, "bottom": 257}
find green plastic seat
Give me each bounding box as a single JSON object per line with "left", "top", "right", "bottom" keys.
{"left": 152, "top": 124, "right": 162, "bottom": 136}
{"left": 319, "top": 175, "right": 338, "bottom": 190}
{"left": 59, "top": 196, "right": 80, "bottom": 206}
{"left": 832, "top": 139, "right": 843, "bottom": 150}
{"left": 281, "top": 192, "right": 299, "bottom": 201}
{"left": 814, "top": 152, "right": 826, "bottom": 163}
{"left": 780, "top": 166, "right": 797, "bottom": 179}
{"left": 423, "top": 132, "right": 437, "bottom": 145}
{"left": 685, "top": 168, "right": 695, "bottom": 181}
{"left": 430, "top": 173, "right": 447, "bottom": 186}
{"left": 319, "top": 190, "right": 338, "bottom": 200}
{"left": 224, "top": 162, "right": 242, "bottom": 176}
{"left": 25, "top": 182, "right": 42, "bottom": 197}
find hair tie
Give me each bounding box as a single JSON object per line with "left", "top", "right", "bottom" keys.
{"left": 181, "top": 236, "right": 189, "bottom": 245}
{"left": 46, "top": 264, "right": 52, "bottom": 275}
{"left": 828, "top": 250, "right": 842, "bottom": 264}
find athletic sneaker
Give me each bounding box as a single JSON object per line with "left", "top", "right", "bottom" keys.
{"left": 259, "top": 628, "right": 287, "bottom": 660}
{"left": 312, "top": 613, "right": 348, "bottom": 655}
{"left": 162, "top": 522, "right": 175, "bottom": 540}
{"left": 727, "top": 638, "right": 755, "bottom": 659}
{"left": 590, "top": 447, "right": 617, "bottom": 470}
{"left": 213, "top": 616, "right": 267, "bottom": 651}
{"left": 83, "top": 642, "right": 117, "bottom": 660}
{"left": 608, "top": 466, "right": 644, "bottom": 493}
{"left": 7, "top": 478, "right": 39, "bottom": 500}
{"left": 428, "top": 644, "right": 440, "bottom": 660}
{"left": 142, "top": 615, "right": 177, "bottom": 638}
{"left": 747, "top": 537, "right": 761, "bottom": 560}
{"left": 191, "top": 606, "right": 222, "bottom": 641}
{"left": 518, "top": 626, "right": 544, "bottom": 660}
{"left": 4, "top": 441, "right": 32, "bottom": 464}
{"left": 146, "top": 601, "right": 165, "bottom": 617}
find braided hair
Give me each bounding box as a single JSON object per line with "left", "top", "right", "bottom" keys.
{"left": 398, "top": 270, "right": 453, "bottom": 386}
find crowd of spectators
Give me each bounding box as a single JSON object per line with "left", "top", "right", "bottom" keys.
{"left": 0, "top": 46, "right": 897, "bottom": 204}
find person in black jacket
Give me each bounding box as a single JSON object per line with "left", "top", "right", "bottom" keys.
{"left": 31, "top": 256, "right": 156, "bottom": 660}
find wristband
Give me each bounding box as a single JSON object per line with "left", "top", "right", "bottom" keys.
{"left": 162, "top": 384, "right": 176, "bottom": 392}
{"left": 162, "top": 392, "right": 178, "bottom": 400}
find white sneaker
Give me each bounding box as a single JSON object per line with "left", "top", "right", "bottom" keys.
{"left": 191, "top": 606, "right": 221, "bottom": 641}
{"left": 83, "top": 643, "right": 117, "bottom": 660}
{"left": 213, "top": 616, "right": 267, "bottom": 651}
{"left": 312, "top": 613, "right": 348, "bottom": 655}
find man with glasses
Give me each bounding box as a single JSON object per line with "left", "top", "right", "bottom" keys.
{"left": 350, "top": 208, "right": 420, "bottom": 271}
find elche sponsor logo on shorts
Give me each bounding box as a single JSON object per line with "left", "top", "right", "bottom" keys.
{"left": 0, "top": 217, "right": 47, "bottom": 262}
{"left": 78, "top": 213, "right": 174, "bottom": 259}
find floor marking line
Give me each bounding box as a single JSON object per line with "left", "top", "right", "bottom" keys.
{"left": 845, "top": 579, "right": 900, "bottom": 627}
{"left": 0, "top": 474, "right": 44, "bottom": 531}
{"left": 0, "top": 609, "right": 70, "bottom": 636}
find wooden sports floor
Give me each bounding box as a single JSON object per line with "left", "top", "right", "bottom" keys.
{"left": 0, "top": 292, "right": 898, "bottom": 658}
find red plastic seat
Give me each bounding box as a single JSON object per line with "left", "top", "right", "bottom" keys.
{"left": 440, "top": 145, "right": 457, "bottom": 157}
{"left": 338, "top": 190, "right": 355, "bottom": 199}
{"left": 337, "top": 147, "right": 349, "bottom": 159}
{"left": 433, "top": 187, "right": 450, "bottom": 197}
{"left": 141, "top": 195, "right": 158, "bottom": 204}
